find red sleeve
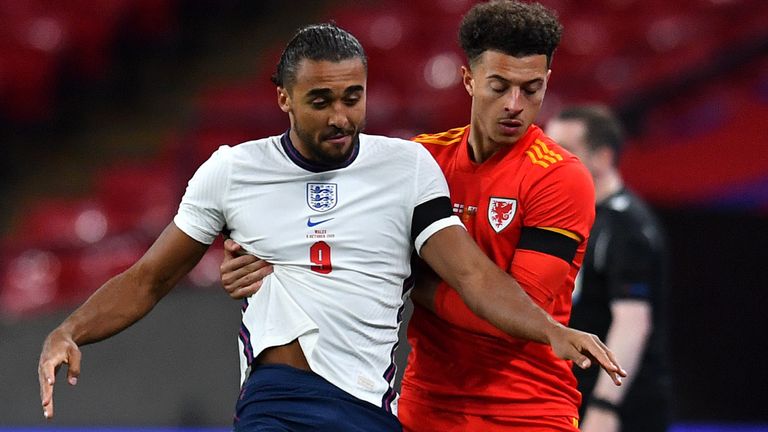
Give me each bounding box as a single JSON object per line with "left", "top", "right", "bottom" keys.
{"left": 510, "top": 249, "right": 571, "bottom": 309}
{"left": 522, "top": 161, "right": 595, "bottom": 242}
{"left": 432, "top": 249, "right": 573, "bottom": 337}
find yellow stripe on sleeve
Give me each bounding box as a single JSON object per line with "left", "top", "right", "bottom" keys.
{"left": 539, "top": 226, "right": 582, "bottom": 242}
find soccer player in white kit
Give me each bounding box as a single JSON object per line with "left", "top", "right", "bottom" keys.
{"left": 38, "top": 23, "right": 624, "bottom": 431}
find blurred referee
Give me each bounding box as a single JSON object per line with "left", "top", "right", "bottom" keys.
{"left": 547, "top": 105, "right": 673, "bottom": 432}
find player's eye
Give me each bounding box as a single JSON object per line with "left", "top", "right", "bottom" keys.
{"left": 343, "top": 96, "right": 360, "bottom": 106}
{"left": 523, "top": 83, "right": 543, "bottom": 96}
{"left": 490, "top": 81, "right": 507, "bottom": 93}
{"left": 311, "top": 99, "right": 330, "bottom": 109}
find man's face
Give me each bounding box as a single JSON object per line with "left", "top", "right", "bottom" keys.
{"left": 279, "top": 58, "right": 367, "bottom": 164}
{"left": 545, "top": 118, "right": 596, "bottom": 176}
{"left": 464, "top": 50, "right": 550, "bottom": 147}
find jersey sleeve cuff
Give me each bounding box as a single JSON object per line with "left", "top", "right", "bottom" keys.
{"left": 415, "top": 215, "right": 464, "bottom": 256}
{"left": 173, "top": 213, "right": 217, "bottom": 245}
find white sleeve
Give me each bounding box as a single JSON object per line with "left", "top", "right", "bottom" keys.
{"left": 414, "top": 145, "right": 451, "bottom": 206}
{"left": 173, "top": 146, "right": 231, "bottom": 245}
{"left": 413, "top": 145, "right": 464, "bottom": 254}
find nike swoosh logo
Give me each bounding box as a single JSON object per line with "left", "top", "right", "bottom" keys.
{"left": 307, "top": 217, "right": 334, "bottom": 227}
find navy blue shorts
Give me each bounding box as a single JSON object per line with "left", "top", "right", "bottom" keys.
{"left": 233, "top": 364, "right": 402, "bottom": 432}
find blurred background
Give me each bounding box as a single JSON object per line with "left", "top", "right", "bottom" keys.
{"left": 1, "top": 0, "right": 766, "bottom": 429}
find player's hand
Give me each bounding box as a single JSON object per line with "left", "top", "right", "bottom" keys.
{"left": 547, "top": 325, "right": 627, "bottom": 386}
{"left": 38, "top": 328, "right": 81, "bottom": 419}
{"left": 220, "top": 238, "right": 273, "bottom": 299}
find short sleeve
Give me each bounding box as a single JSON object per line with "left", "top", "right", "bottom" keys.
{"left": 173, "top": 146, "right": 231, "bottom": 245}
{"left": 522, "top": 161, "right": 595, "bottom": 240}
{"left": 412, "top": 145, "right": 464, "bottom": 254}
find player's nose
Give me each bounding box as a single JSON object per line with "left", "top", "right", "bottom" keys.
{"left": 504, "top": 87, "right": 524, "bottom": 113}
{"left": 328, "top": 102, "right": 350, "bottom": 128}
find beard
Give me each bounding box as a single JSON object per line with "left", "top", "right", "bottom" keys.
{"left": 293, "top": 120, "right": 364, "bottom": 165}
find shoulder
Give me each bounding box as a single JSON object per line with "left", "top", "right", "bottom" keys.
{"left": 412, "top": 126, "right": 468, "bottom": 146}
{"left": 228, "top": 134, "right": 282, "bottom": 158}
{"left": 412, "top": 126, "right": 467, "bottom": 154}
{"left": 522, "top": 128, "right": 592, "bottom": 193}
{"left": 360, "top": 132, "right": 418, "bottom": 148}
{"left": 359, "top": 132, "right": 432, "bottom": 160}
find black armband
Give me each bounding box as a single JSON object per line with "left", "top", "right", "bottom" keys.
{"left": 411, "top": 196, "right": 453, "bottom": 242}
{"left": 517, "top": 227, "right": 579, "bottom": 262}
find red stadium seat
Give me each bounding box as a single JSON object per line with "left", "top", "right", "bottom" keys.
{"left": 93, "top": 159, "right": 182, "bottom": 237}
{"left": 14, "top": 198, "right": 115, "bottom": 249}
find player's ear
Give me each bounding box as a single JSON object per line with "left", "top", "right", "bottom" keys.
{"left": 277, "top": 86, "right": 291, "bottom": 113}
{"left": 461, "top": 66, "right": 474, "bottom": 97}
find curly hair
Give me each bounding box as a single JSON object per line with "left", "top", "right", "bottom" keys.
{"left": 272, "top": 23, "right": 367, "bottom": 88}
{"left": 459, "top": 0, "right": 563, "bottom": 67}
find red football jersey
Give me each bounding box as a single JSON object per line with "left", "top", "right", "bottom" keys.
{"left": 400, "top": 125, "right": 595, "bottom": 418}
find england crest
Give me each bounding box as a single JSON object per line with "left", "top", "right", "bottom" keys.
{"left": 307, "top": 183, "right": 338, "bottom": 212}
{"left": 488, "top": 197, "right": 517, "bottom": 233}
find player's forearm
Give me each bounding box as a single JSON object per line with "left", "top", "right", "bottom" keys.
{"left": 590, "top": 300, "right": 651, "bottom": 403}
{"left": 421, "top": 226, "right": 562, "bottom": 343}
{"left": 456, "top": 262, "right": 561, "bottom": 344}
{"left": 56, "top": 223, "right": 208, "bottom": 346}
{"left": 56, "top": 266, "right": 170, "bottom": 346}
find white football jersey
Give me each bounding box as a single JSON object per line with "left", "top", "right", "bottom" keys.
{"left": 174, "top": 132, "right": 462, "bottom": 414}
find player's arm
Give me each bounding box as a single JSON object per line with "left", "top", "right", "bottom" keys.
{"left": 419, "top": 224, "right": 624, "bottom": 384}
{"left": 416, "top": 227, "right": 580, "bottom": 337}
{"left": 418, "top": 160, "right": 595, "bottom": 336}
{"left": 38, "top": 223, "right": 209, "bottom": 420}
{"left": 40, "top": 144, "right": 235, "bottom": 419}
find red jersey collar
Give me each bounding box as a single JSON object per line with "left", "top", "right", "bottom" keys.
{"left": 457, "top": 124, "right": 544, "bottom": 173}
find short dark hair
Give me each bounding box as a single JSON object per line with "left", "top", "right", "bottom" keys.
{"left": 459, "top": 0, "right": 562, "bottom": 68}
{"left": 272, "top": 23, "right": 367, "bottom": 89}
{"left": 555, "top": 105, "right": 625, "bottom": 161}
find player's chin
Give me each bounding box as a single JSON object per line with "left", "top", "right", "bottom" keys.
{"left": 491, "top": 132, "right": 521, "bottom": 147}
{"left": 319, "top": 143, "right": 354, "bottom": 163}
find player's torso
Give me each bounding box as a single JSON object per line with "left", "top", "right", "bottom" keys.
{"left": 444, "top": 159, "right": 527, "bottom": 270}
{"left": 403, "top": 127, "right": 583, "bottom": 417}
{"left": 421, "top": 126, "right": 551, "bottom": 271}
{"left": 226, "top": 134, "right": 416, "bottom": 294}
{"left": 225, "top": 134, "right": 422, "bottom": 410}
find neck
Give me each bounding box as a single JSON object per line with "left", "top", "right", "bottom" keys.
{"left": 468, "top": 126, "right": 504, "bottom": 164}
{"left": 595, "top": 169, "right": 623, "bottom": 204}
{"left": 289, "top": 129, "right": 313, "bottom": 161}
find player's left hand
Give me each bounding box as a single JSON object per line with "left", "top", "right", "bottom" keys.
{"left": 38, "top": 328, "right": 82, "bottom": 419}
{"left": 220, "top": 239, "right": 273, "bottom": 299}
{"left": 548, "top": 325, "right": 627, "bottom": 386}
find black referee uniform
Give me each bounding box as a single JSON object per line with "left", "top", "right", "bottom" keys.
{"left": 570, "top": 188, "right": 673, "bottom": 432}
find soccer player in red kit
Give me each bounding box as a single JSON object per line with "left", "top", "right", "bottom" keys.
{"left": 398, "top": 2, "right": 594, "bottom": 431}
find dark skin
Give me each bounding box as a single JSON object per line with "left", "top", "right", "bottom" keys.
{"left": 38, "top": 223, "right": 208, "bottom": 419}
